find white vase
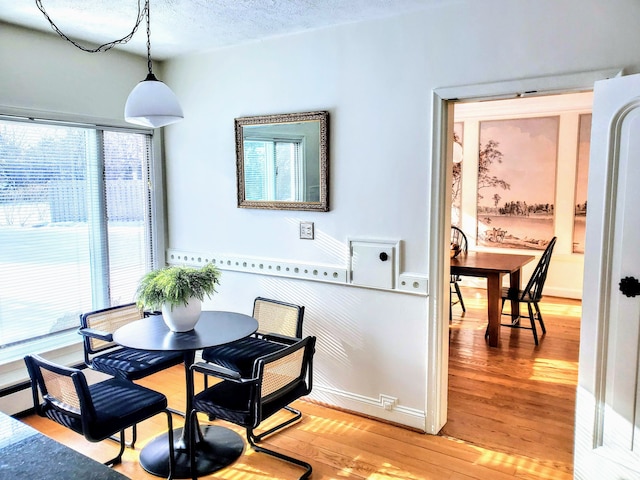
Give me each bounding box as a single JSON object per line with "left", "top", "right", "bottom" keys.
{"left": 161, "top": 298, "right": 202, "bottom": 332}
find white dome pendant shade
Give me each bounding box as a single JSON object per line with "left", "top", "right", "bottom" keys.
{"left": 125, "top": 73, "right": 184, "bottom": 128}
{"left": 124, "top": 0, "right": 183, "bottom": 128}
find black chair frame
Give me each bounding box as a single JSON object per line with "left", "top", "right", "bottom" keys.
{"left": 79, "top": 303, "right": 184, "bottom": 447}
{"left": 24, "top": 354, "right": 176, "bottom": 478}
{"left": 201, "top": 296, "right": 304, "bottom": 377}
{"left": 190, "top": 336, "right": 316, "bottom": 480}
{"left": 79, "top": 303, "right": 183, "bottom": 381}
{"left": 201, "top": 297, "right": 306, "bottom": 436}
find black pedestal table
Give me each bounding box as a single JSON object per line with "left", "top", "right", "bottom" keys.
{"left": 113, "top": 311, "right": 258, "bottom": 478}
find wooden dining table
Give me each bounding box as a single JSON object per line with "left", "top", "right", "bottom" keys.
{"left": 451, "top": 251, "right": 535, "bottom": 347}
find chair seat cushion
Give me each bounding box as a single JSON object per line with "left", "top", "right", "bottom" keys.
{"left": 43, "top": 378, "right": 167, "bottom": 442}
{"left": 90, "top": 347, "right": 183, "bottom": 380}
{"left": 201, "top": 337, "right": 288, "bottom": 377}
{"left": 192, "top": 378, "right": 308, "bottom": 428}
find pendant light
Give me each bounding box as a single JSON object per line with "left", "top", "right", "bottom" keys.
{"left": 37, "top": 0, "right": 182, "bottom": 128}
{"left": 125, "top": 0, "right": 183, "bottom": 128}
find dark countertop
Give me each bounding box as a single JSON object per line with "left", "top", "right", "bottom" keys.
{"left": 0, "top": 411, "right": 129, "bottom": 479}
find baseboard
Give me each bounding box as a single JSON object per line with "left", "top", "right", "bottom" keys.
{"left": 308, "top": 385, "right": 426, "bottom": 432}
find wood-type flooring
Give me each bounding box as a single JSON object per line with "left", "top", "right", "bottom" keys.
{"left": 20, "top": 286, "right": 580, "bottom": 479}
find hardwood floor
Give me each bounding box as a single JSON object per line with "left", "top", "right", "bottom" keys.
{"left": 20, "top": 287, "right": 580, "bottom": 479}
{"left": 443, "top": 287, "right": 581, "bottom": 479}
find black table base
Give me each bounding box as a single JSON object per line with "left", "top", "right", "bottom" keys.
{"left": 140, "top": 425, "right": 244, "bottom": 478}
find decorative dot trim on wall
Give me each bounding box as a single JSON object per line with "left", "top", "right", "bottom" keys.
{"left": 165, "top": 249, "right": 428, "bottom": 295}
{"left": 166, "top": 249, "right": 348, "bottom": 285}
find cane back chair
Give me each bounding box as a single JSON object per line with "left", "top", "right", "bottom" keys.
{"left": 190, "top": 336, "right": 316, "bottom": 480}
{"left": 24, "top": 354, "right": 176, "bottom": 478}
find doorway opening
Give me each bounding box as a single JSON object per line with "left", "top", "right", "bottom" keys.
{"left": 442, "top": 91, "right": 590, "bottom": 469}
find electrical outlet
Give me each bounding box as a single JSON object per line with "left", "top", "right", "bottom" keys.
{"left": 299, "top": 222, "right": 314, "bottom": 240}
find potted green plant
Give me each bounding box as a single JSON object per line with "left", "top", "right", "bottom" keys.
{"left": 135, "top": 263, "right": 221, "bottom": 332}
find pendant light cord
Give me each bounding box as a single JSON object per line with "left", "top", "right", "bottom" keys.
{"left": 145, "top": 0, "right": 155, "bottom": 78}
{"left": 35, "top": 0, "right": 148, "bottom": 53}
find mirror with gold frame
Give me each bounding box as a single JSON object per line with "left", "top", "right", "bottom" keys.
{"left": 235, "top": 111, "right": 329, "bottom": 211}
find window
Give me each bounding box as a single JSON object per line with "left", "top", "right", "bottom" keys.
{"left": 0, "top": 117, "right": 154, "bottom": 356}
{"left": 243, "top": 137, "right": 304, "bottom": 201}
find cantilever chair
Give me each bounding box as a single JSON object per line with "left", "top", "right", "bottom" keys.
{"left": 79, "top": 303, "right": 184, "bottom": 381}
{"left": 24, "top": 354, "right": 175, "bottom": 478}
{"left": 79, "top": 303, "right": 184, "bottom": 447}
{"left": 200, "top": 297, "right": 306, "bottom": 435}
{"left": 497, "top": 236, "right": 557, "bottom": 345}
{"left": 450, "top": 226, "right": 468, "bottom": 320}
{"left": 201, "top": 297, "right": 305, "bottom": 379}
{"left": 190, "top": 336, "right": 316, "bottom": 480}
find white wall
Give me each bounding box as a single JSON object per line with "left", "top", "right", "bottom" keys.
{"left": 162, "top": 0, "right": 640, "bottom": 431}
{"left": 0, "top": 22, "right": 148, "bottom": 124}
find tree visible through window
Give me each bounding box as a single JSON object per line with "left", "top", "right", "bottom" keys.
{"left": 0, "top": 118, "right": 154, "bottom": 350}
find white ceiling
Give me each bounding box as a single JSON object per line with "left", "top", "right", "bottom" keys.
{"left": 0, "top": 0, "right": 451, "bottom": 60}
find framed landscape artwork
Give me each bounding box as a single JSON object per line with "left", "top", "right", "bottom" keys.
{"left": 476, "top": 116, "right": 559, "bottom": 251}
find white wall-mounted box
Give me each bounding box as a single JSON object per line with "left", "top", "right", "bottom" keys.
{"left": 349, "top": 239, "right": 400, "bottom": 290}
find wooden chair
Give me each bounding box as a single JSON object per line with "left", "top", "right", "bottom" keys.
{"left": 24, "top": 354, "right": 175, "bottom": 478}
{"left": 498, "top": 237, "right": 557, "bottom": 345}
{"left": 190, "top": 336, "right": 316, "bottom": 480}
{"left": 450, "top": 226, "right": 468, "bottom": 320}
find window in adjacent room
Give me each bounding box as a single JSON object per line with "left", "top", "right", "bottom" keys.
{"left": 0, "top": 117, "right": 155, "bottom": 359}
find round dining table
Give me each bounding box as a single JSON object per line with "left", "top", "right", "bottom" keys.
{"left": 113, "top": 310, "right": 258, "bottom": 478}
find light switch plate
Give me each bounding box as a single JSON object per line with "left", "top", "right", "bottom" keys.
{"left": 300, "top": 222, "right": 314, "bottom": 239}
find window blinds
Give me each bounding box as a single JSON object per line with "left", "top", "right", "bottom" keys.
{"left": 0, "top": 119, "right": 153, "bottom": 349}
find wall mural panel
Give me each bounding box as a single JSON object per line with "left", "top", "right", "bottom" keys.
{"left": 452, "top": 122, "right": 464, "bottom": 226}
{"left": 573, "top": 114, "right": 591, "bottom": 254}
{"left": 476, "top": 116, "right": 559, "bottom": 250}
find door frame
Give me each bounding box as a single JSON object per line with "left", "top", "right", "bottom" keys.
{"left": 426, "top": 68, "right": 622, "bottom": 434}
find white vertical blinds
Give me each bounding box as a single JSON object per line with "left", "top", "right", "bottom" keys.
{"left": 0, "top": 118, "right": 153, "bottom": 349}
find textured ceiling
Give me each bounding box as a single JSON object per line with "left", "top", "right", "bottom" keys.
{"left": 0, "top": 0, "right": 451, "bottom": 60}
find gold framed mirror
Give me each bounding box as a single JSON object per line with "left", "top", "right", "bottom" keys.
{"left": 235, "top": 111, "right": 329, "bottom": 211}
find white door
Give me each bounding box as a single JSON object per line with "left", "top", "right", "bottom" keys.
{"left": 575, "top": 73, "right": 640, "bottom": 479}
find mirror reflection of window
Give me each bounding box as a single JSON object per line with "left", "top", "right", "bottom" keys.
{"left": 244, "top": 137, "right": 304, "bottom": 202}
